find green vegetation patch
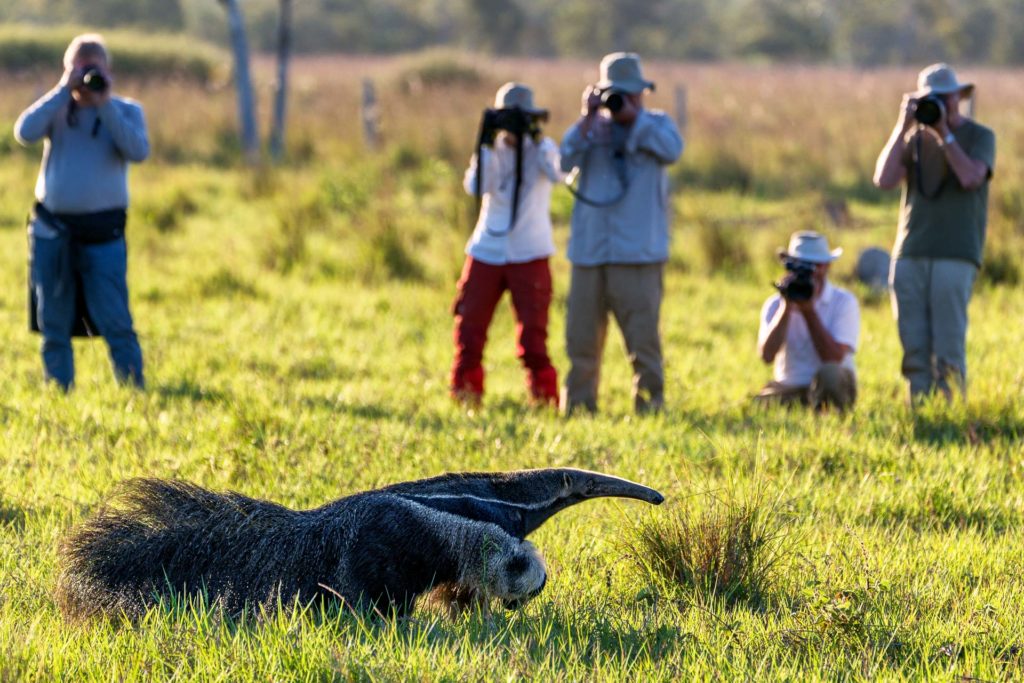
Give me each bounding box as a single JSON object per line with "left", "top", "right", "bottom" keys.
{"left": 0, "top": 23, "right": 225, "bottom": 82}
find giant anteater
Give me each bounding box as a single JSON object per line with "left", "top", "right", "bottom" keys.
{"left": 56, "top": 468, "right": 664, "bottom": 620}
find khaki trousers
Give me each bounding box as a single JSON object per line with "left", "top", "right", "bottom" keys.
{"left": 563, "top": 263, "right": 664, "bottom": 414}
{"left": 889, "top": 257, "right": 977, "bottom": 399}
{"left": 754, "top": 363, "right": 857, "bottom": 411}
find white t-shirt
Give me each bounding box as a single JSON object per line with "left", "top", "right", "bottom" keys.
{"left": 757, "top": 282, "right": 860, "bottom": 387}
{"left": 462, "top": 136, "right": 563, "bottom": 265}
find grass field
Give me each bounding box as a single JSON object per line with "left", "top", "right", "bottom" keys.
{"left": 1, "top": 53, "right": 1024, "bottom": 681}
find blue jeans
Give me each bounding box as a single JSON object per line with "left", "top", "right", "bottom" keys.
{"left": 31, "top": 234, "right": 144, "bottom": 390}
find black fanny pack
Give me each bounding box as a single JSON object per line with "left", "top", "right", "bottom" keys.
{"left": 33, "top": 202, "right": 126, "bottom": 244}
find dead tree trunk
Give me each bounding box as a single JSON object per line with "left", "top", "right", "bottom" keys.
{"left": 269, "top": 0, "right": 292, "bottom": 162}
{"left": 219, "top": 0, "right": 260, "bottom": 164}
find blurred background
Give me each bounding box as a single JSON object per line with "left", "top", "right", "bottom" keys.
{"left": 3, "top": 0, "right": 1024, "bottom": 64}
{"left": 1, "top": 1, "right": 1022, "bottom": 307}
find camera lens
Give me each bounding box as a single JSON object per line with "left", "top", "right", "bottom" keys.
{"left": 913, "top": 96, "right": 943, "bottom": 126}
{"left": 601, "top": 91, "right": 625, "bottom": 114}
{"left": 82, "top": 68, "right": 107, "bottom": 93}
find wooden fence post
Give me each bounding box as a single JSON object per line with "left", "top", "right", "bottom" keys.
{"left": 269, "top": 0, "right": 293, "bottom": 162}
{"left": 362, "top": 78, "right": 380, "bottom": 149}
{"left": 674, "top": 84, "right": 688, "bottom": 134}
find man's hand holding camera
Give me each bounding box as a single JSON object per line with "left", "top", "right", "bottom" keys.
{"left": 578, "top": 85, "right": 609, "bottom": 142}
{"left": 577, "top": 84, "right": 640, "bottom": 142}
{"left": 772, "top": 263, "right": 817, "bottom": 327}
{"left": 580, "top": 84, "right": 601, "bottom": 117}
{"left": 62, "top": 63, "right": 113, "bottom": 107}
{"left": 783, "top": 289, "right": 816, "bottom": 317}
{"left": 901, "top": 91, "right": 956, "bottom": 148}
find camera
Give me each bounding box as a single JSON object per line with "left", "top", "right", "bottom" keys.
{"left": 774, "top": 258, "right": 816, "bottom": 302}
{"left": 913, "top": 94, "right": 945, "bottom": 126}
{"left": 82, "top": 67, "right": 108, "bottom": 93}
{"left": 479, "top": 106, "right": 548, "bottom": 146}
{"left": 600, "top": 89, "right": 626, "bottom": 114}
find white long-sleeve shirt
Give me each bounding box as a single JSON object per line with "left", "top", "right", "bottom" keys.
{"left": 462, "top": 136, "right": 563, "bottom": 265}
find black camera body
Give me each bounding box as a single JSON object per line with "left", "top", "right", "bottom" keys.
{"left": 479, "top": 106, "right": 548, "bottom": 146}
{"left": 82, "top": 67, "right": 108, "bottom": 93}
{"left": 472, "top": 105, "right": 549, "bottom": 236}
{"left": 913, "top": 94, "right": 945, "bottom": 126}
{"left": 775, "top": 257, "right": 816, "bottom": 302}
{"left": 600, "top": 89, "right": 626, "bottom": 114}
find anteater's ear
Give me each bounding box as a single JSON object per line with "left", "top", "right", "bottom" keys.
{"left": 384, "top": 468, "right": 664, "bottom": 540}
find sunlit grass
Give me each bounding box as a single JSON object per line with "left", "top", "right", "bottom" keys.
{"left": 1, "top": 56, "right": 1023, "bottom": 681}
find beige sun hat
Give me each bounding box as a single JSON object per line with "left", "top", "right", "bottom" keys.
{"left": 778, "top": 231, "right": 843, "bottom": 264}
{"left": 914, "top": 63, "right": 974, "bottom": 98}
{"left": 494, "top": 82, "right": 546, "bottom": 114}
{"left": 595, "top": 52, "right": 655, "bottom": 94}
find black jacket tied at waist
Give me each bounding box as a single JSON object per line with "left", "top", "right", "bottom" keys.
{"left": 33, "top": 202, "right": 126, "bottom": 244}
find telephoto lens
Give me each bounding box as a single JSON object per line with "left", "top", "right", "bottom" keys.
{"left": 601, "top": 90, "right": 625, "bottom": 114}
{"left": 913, "top": 95, "right": 944, "bottom": 126}
{"left": 82, "top": 68, "right": 108, "bottom": 93}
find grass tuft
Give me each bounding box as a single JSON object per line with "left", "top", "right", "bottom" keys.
{"left": 136, "top": 187, "right": 198, "bottom": 234}
{"left": 395, "top": 49, "right": 486, "bottom": 94}
{"left": 695, "top": 218, "right": 752, "bottom": 275}
{"left": 627, "top": 488, "right": 793, "bottom": 606}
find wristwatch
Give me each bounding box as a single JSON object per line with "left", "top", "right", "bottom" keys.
{"left": 942, "top": 131, "right": 956, "bottom": 146}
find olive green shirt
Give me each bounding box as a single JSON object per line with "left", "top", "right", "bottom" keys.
{"left": 893, "top": 119, "right": 996, "bottom": 267}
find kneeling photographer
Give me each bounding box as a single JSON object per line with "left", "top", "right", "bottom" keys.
{"left": 755, "top": 232, "right": 860, "bottom": 411}
{"left": 450, "top": 83, "right": 564, "bottom": 406}
{"left": 14, "top": 33, "right": 149, "bottom": 391}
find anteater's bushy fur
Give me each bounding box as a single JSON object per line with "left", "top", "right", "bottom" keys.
{"left": 56, "top": 479, "right": 354, "bottom": 620}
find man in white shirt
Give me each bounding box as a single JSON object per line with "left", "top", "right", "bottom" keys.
{"left": 450, "top": 83, "right": 564, "bottom": 406}
{"left": 756, "top": 231, "right": 860, "bottom": 411}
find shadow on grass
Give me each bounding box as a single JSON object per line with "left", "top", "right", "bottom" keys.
{"left": 130, "top": 592, "right": 690, "bottom": 669}
{"left": 154, "top": 379, "right": 229, "bottom": 404}
{"left": 0, "top": 500, "right": 28, "bottom": 531}
{"left": 912, "top": 407, "right": 1024, "bottom": 446}
{"left": 859, "top": 503, "right": 1019, "bottom": 534}
{"left": 296, "top": 394, "right": 450, "bottom": 430}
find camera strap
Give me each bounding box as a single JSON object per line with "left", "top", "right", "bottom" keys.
{"left": 912, "top": 131, "right": 948, "bottom": 200}
{"left": 65, "top": 100, "right": 103, "bottom": 138}
{"left": 473, "top": 125, "right": 526, "bottom": 238}
{"left": 564, "top": 129, "right": 630, "bottom": 208}
{"left": 486, "top": 131, "right": 524, "bottom": 237}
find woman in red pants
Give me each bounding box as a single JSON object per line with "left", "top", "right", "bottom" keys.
{"left": 451, "top": 82, "right": 563, "bottom": 406}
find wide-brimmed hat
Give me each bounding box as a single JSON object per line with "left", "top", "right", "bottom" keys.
{"left": 494, "top": 82, "right": 546, "bottom": 114}
{"left": 914, "top": 63, "right": 974, "bottom": 98}
{"left": 596, "top": 52, "right": 655, "bottom": 94}
{"left": 777, "top": 231, "right": 843, "bottom": 264}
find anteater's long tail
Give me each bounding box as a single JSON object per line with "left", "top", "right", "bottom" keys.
{"left": 55, "top": 478, "right": 301, "bottom": 621}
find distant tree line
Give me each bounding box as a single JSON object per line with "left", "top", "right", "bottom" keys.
{"left": 3, "top": 0, "right": 1023, "bottom": 65}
